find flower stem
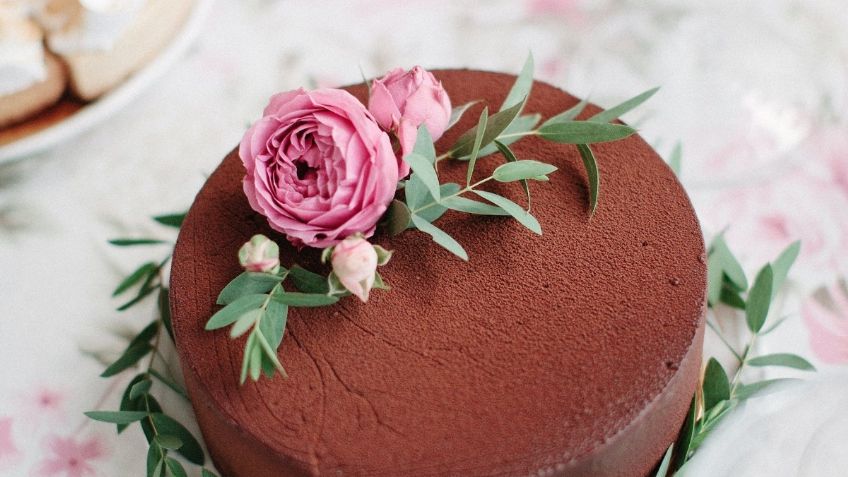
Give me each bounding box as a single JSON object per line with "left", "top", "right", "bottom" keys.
{"left": 410, "top": 176, "right": 495, "bottom": 215}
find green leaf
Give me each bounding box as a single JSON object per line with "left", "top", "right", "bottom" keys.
{"left": 668, "top": 141, "right": 682, "bottom": 176}
{"left": 149, "top": 369, "right": 187, "bottom": 399}
{"left": 158, "top": 288, "right": 174, "bottom": 342}
{"left": 155, "top": 435, "right": 183, "bottom": 450}
{"left": 149, "top": 413, "right": 205, "bottom": 465}
{"left": 451, "top": 99, "right": 525, "bottom": 158}
{"left": 719, "top": 286, "right": 746, "bottom": 310}
{"left": 501, "top": 52, "right": 534, "bottom": 111}
{"left": 152, "top": 458, "right": 164, "bottom": 477}
{"left": 229, "top": 309, "right": 261, "bottom": 338}
{"left": 541, "top": 99, "right": 588, "bottom": 127}
{"left": 446, "top": 101, "right": 480, "bottom": 131}
{"left": 217, "top": 272, "right": 282, "bottom": 305}
{"left": 201, "top": 470, "right": 220, "bottom": 477}
{"left": 735, "top": 378, "right": 797, "bottom": 400}
{"left": 260, "top": 300, "right": 288, "bottom": 349}
{"left": 537, "top": 121, "right": 635, "bottom": 144}
{"left": 129, "top": 379, "right": 153, "bottom": 400}
{"left": 440, "top": 196, "right": 508, "bottom": 216}
{"left": 672, "top": 397, "right": 697, "bottom": 471}
{"left": 386, "top": 199, "right": 412, "bottom": 236}
{"left": 147, "top": 444, "right": 161, "bottom": 477}
{"left": 493, "top": 140, "right": 531, "bottom": 209}
{"left": 108, "top": 239, "right": 168, "bottom": 246}
{"left": 473, "top": 190, "right": 541, "bottom": 235}
{"left": 249, "top": 339, "right": 262, "bottom": 381}
{"left": 117, "top": 284, "right": 158, "bottom": 311}
{"left": 412, "top": 126, "right": 436, "bottom": 163}
{"left": 712, "top": 236, "right": 748, "bottom": 292}
{"left": 101, "top": 343, "right": 152, "bottom": 377}
{"left": 118, "top": 374, "right": 147, "bottom": 432}
{"left": 254, "top": 329, "right": 287, "bottom": 378}
{"left": 404, "top": 153, "right": 440, "bottom": 200}
{"left": 205, "top": 294, "right": 267, "bottom": 330}
{"left": 703, "top": 358, "right": 730, "bottom": 411}
{"left": 271, "top": 291, "right": 339, "bottom": 307}
{"left": 414, "top": 183, "right": 460, "bottom": 223}
{"left": 589, "top": 87, "right": 659, "bottom": 124}
{"left": 130, "top": 321, "right": 159, "bottom": 349}
{"left": 746, "top": 264, "right": 774, "bottom": 333}
{"left": 466, "top": 107, "right": 489, "bottom": 186}
{"left": 493, "top": 160, "right": 557, "bottom": 182}
{"left": 152, "top": 213, "right": 186, "bottom": 229}
{"left": 477, "top": 114, "right": 541, "bottom": 157}
{"left": 410, "top": 214, "right": 468, "bottom": 261}
{"left": 771, "top": 241, "right": 801, "bottom": 298}
{"left": 85, "top": 410, "right": 149, "bottom": 424}
{"left": 289, "top": 265, "right": 329, "bottom": 294}
{"left": 655, "top": 445, "right": 673, "bottom": 477}
{"left": 239, "top": 334, "right": 255, "bottom": 384}
{"left": 748, "top": 353, "right": 815, "bottom": 371}
{"left": 113, "top": 262, "right": 158, "bottom": 296}
{"left": 577, "top": 144, "right": 601, "bottom": 215}
{"left": 165, "top": 458, "right": 188, "bottom": 477}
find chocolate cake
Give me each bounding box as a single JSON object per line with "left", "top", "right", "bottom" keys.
{"left": 170, "top": 70, "right": 707, "bottom": 477}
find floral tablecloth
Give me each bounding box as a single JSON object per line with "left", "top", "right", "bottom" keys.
{"left": 1, "top": 1, "right": 846, "bottom": 476}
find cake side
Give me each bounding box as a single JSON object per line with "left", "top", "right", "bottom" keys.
{"left": 171, "top": 70, "right": 707, "bottom": 477}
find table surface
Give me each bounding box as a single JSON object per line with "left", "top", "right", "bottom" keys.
{"left": 0, "top": 1, "right": 846, "bottom": 476}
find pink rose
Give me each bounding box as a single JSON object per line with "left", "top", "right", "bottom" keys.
{"left": 331, "top": 236, "right": 379, "bottom": 302}
{"left": 238, "top": 234, "right": 280, "bottom": 273}
{"left": 240, "top": 88, "right": 399, "bottom": 248}
{"left": 368, "top": 66, "right": 451, "bottom": 176}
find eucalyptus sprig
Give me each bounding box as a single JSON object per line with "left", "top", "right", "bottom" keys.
{"left": 86, "top": 212, "right": 220, "bottom": 477}
{"left": 659, "top": 237, "right": 811, "bottom": 476}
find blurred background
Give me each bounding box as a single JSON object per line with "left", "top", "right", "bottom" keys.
{"left": 0, "top": 0, "right": 846, "bottom": 475}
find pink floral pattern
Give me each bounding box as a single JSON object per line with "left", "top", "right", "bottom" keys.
{"left": 32, "top": 435, "right": 106, "bottom": 477}
{"left": 803, "top": 282, "right": 848, "bottom": 364}
{"left": 0, "top": 417, "right": 21, "bottom": 469}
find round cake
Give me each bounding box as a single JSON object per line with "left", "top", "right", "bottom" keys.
{"left": 170, "top": 70, "right": 707, "bottom": 477}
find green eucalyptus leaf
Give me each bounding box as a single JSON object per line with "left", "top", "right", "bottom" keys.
{"left": 165, "top": 458, "right": 188, "bottom": 477}
{"left": 85, "top": 410, "right": 149, "bottom": 424}
{"left": 152, "top": 213, "right": 186, "bottom": 228}
{"left": 748, "top": 353, "right": 815, "bottom": 371}
{"left": 719, "top": 286, "right": 746, "bottom": 310}
{"left": 113, "top": 262, "right": 158, "bottom": 296}
{"left": 229, "top": 309, "right": 262, "bottom": 338}
{"left": 289, "top": 265, "right": 329, "bottom": 294}
{"left": 672, "top": 397, "right": 697, "bottom": 471}
{"left": 404, "top": 153, "right": 441, "bottom": 200}
{"left": 149, "top": 369, "right": 187, "bottom": 399}
{"left": 129, "top": 379, "right": 153, "bottom": 400}
{"left": 249, "top": 339, "right": 262, "bottom": 381}
{"left": 473, "top": 190, "right": 541, "bottom": 235}
{"left": 538, "top": 121, "right": 635, "bottom": 144}
{"left": 477, "top": 113, "right": 541, "bottom": 157}
{"left": 205, "top": 294, "right": 267, "bottom": 330}
{"left": 589, "top": 87, "right": 659, "bottom": 124}
{"left": 466, "top": 107, "right": 489, "bottom": 186}
{"left": 440, "top": 196, "right": 508, "bottom": 216}
{"left": 771, "top": 241, "right": 801, "bottom": 298}
{"left": 260, "top": 300, "right": 288, "bottom": 349}
{"left": 108, "top": 239, "right": 168, "bottom": 246}
{"left": 385, "top": 199, "right": 412, "bottom": 236}
{"left": 216, "top": 272, "right": 282, "bottom": 305}
{"left": 154, "top": 435, "right": 183, "bottom": 450}
{"left": 452, "top": 99, "right": 524, "bottom": 158}
{"left": 410, "top": 215, "right": 468, "bottom": 261}
{"left": 117, "top": 283, "right": 159, "bottom": 311}
{"left": 493, "top": 140, "right": 531, "bottom": 209}
{"left": 158, "top": 288, "right": 174, "bottom": 342}
{"left": 655, "top": 445, "right": 673, "bottom": 477}
{"left": 493, "top": 160, "right": 557, "bottom": 182}
{"left": 446, "top": 101, "right": 480, "bottom": 130}
{"left": 703, "top": 358, "right": 730, "bottom": 411}
{"left": 271, "top": 291, "right": 339, "bottom": 307}
{"left": 118, "top": 373, "right": 147, "bottom": 432}
{"left": 149, "top": 413, "right": 205, "bottom": 465}
{"left": 577, "top": 144, "right": 600, "bottom": 215}
{"left": 201, "top": 469, "right": 220, "bottom": 477}
{"left": 412, "top": 126, "right": 436, "bottom": 163}
{"left": 712, "top": 236, "right": 748, "bottom": 292}
{"left": 735, "top": 378, "right": 797, "bottom": 400}
{"left": 668, "top": 141, "right": 682, "bottom": 176}
{"left": 746, "top": 264, "right": 774, "bottom": 333}
{"left": 151, "top": 458, "right": 164, "bottom": 477}
{"left": 254, "top": 330, "right": 287, "bottom": 378}
{"left": 416, "top": 183, "right": 460, "bottom": 223}
{"left": 129, "top": 321, "right": 159, "bottom": 348}
{"left": 501, "top": 52, "right": 534, "bottom": 111}
{"left": 239, "top": 334, "right": 255, "bottom": 384}
{"left": 541, "top": 99, "right": 588, "bottom": 127}
{"left": 146, "top": 444, "right": 161, "bottom": 477}
{"left": 101, "top": 342, "right": 152, "bottom": 377}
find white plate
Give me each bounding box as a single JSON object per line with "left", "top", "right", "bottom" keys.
{"left": 0, "top": 0, "right": 213, "bottom": 164}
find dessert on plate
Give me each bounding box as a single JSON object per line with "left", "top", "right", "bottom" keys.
{"left": 170, "top": 65, "right": 707, "bottom": 477}
{"left": 0, "top": 0, "right": 194, "bottom": 135}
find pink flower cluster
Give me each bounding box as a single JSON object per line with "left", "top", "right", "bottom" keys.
{"left": 240, "top": 66, "right": 451, "bottom": 248}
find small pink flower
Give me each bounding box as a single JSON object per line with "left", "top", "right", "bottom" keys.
{"left": 803, "top": 282, "right": 848, "bottom": 364}
{"left": 0, "top": 417, "right": 21, "bottom": 468}
{"left": 33, "top": 435, "right": 106, "bottom": 477}
{"left": 240, "top": 88, "right": 399, "bottom": 248}
{"left": 330, "top": 236, "right": 381, "bottom": 302}
{"left": 238, "top": 234, "right": 281, "bottom": 273}
{"left": 368, "top": 66, "right": 451, "bottom": 176}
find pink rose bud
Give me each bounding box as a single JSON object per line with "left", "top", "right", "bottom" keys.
{"left": 238, "top": 234, "right": 281, "bottom": 274}
{"left": 368, "top": 66, "right": 452, "bottom": 176}
{"left": 330, "top": 235, "right": 380, "bottom": 302}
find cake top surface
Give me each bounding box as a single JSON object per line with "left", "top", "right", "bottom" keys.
{"left": 171, "top": 69, "right": 706, "bottom": 476}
